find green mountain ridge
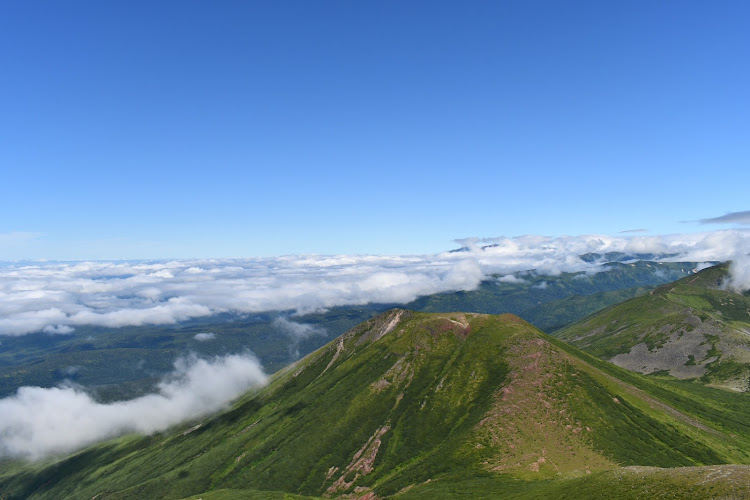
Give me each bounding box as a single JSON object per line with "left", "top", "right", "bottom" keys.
{"left": 3, "top": 309, "right": 750, "bottom": 499}
{"left": 555, "top": 263, "right": 750, "bottom": 391}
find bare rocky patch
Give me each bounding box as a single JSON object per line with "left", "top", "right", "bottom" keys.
{"left": 320, "top": 337, "right": 346, "bottom": 377}
{"left": 609, "top": 321, "right": 724, "bottom": 378}
{"left": 326, "top": 424, "right": 390, "bottom": 496}
{"left": 354, "top": 309, "right": 411, "bottom": 346}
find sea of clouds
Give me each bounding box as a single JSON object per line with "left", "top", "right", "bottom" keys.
{"left": 1, "top": 230, "right": 749, "bottom": 337}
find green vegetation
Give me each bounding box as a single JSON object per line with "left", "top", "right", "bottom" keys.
{"left": 180, "top": 491, "right": 321, "bottom": 499}
{"left": 2, "top": 310, "right": 749, "bottom": 499}
{"left": 396, "top": 465, "right": 750, "bottom": 499}
{"left": 554, "top": 264, "right": 750, "bottom": 391}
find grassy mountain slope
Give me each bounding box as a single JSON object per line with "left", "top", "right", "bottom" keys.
{"left": 2, "top": 309, "right": 750, "bottom": 499}
{"left": 395, "top": 465, "right": 750, "bottom": 499}
{"left": 178, "top": 465, "right": 750, "bottom": 500}
{"left": 555, "top": 264, "right": 750, "bottom": 391}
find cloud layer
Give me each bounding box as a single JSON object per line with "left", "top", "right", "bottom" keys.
{"left": 1, "top": 230, "right": 749, "bottom": 336}
{"left": 0, "top": 353, "right": 266, "bottom": 460}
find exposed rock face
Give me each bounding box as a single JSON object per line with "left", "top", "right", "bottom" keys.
{"left": 609, "top": 323, "right": 719, "bottom": 379}
{"left": 557, "top": 264, "right": 750, "bottom": 391}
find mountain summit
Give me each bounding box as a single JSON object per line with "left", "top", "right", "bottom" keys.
{"left": 2, "top": 309, "right": 750, "bottom": 499}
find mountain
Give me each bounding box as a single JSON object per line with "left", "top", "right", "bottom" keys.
{"left": 403, "top": 261, "right": 698, "bottom": 332}
{"left": 0, "top": 260, "right": 697, "bottom": 402}
{"left": 554, "top": 264, "right": 750, "bottom": 391}
{"left": 2, "top": 310, "right": 750, "bottom": 499}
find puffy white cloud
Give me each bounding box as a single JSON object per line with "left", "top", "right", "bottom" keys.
{"left": 0, "top": 353, "right": 267, "bottom": 460}
{"left": 193, "top": 332, "right": 216, "bottom": 341}
{"left": 0, "top": 230, "right": 749, "bottom": 336}
{"left": 496, "top": 274, "right": 528, "bottom": 284}
{"left": 725, "top": 253, "right": 750, "bottom": 293}
{"left": 42, "top": 324, "right": 75, "bottom": 334}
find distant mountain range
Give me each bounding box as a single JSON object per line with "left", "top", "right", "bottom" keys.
{"left": 403, "top": 260, "right": 699, "bottom": 332}
{"left": 0, "top": 258, "right": 700, "bottom": 401}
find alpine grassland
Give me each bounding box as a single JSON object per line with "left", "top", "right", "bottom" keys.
{"left": 555, "top": 263, "right": 750, "bottom": 391}
{"left": 2, "top": 308, "right": 750, "bottom": 499}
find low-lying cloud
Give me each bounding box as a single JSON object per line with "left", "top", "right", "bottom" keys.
{"left": 274, "top": 317, "right": 327, "bottom": 359}
{"left": 42, "top": 324, "right": 74, "bottom": 334}
{"left": 496, "top": 274, "right": 528, "bottom": 284}
{"left": 1, "top": 230, "right": 749, "bottom": 336}
{"left": 0, "top": 353, "right": 267, "bottom": 460}
{"left": 725, "top": 253, "right": 750, "bottom": 293}
{"left": 194, "top": 332, "right": 216, "bottom": 341}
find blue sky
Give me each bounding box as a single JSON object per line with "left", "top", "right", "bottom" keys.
{"left": 1, "top": 1, "right": 748, "bottom": 260}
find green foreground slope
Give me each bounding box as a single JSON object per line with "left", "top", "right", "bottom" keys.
{"left": 2, "top": 310, "right": 750, "bottom": 499}
{"left": 555, "top": 264, "right": 750, "bottom": 391}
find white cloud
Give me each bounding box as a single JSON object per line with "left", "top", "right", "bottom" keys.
{"left": 273, "top": 317, "right": 327, "bottom": 359}
{"left": 0, "top": 230, "right": 749, "bottom": 336}
{"left": 273, "top": 317, "right": 325, "bottom": 341}
{"left": 43, "top": 324, "right": 75, "bottom": 334}
{"left": 0, "top": 353, "right": 267, "bottom": 460}
{"left": 693, "top": 262, "right": 715, "bottom": 273}
{"left": 194, "top": 332, "right": 216, "bottom": 341}
{"left": 496, "top": 274, "right": 528, "bottom": 284}
{"left": 725, "top": 253, "right": 750, "bottom": 293}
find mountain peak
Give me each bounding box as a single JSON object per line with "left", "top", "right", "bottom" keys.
{"left": 2, "top": 309, "right": 746, "bottom": 499}
{"left": 341, "top": 310, "right": 537, "bottom": 354}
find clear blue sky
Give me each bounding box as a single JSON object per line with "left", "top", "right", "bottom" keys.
{"left": 1, "top": 1, "right": 748, "bottom": 259}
